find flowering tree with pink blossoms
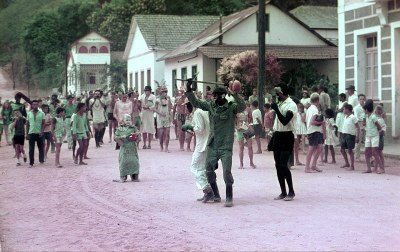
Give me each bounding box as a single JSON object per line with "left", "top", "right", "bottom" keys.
{"left": 217, "top": 50, "right": 283, "bottom": 96}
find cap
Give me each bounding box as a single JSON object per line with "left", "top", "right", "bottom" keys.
{"left": 212, "top": 86, "right": 227, "bottom": 95}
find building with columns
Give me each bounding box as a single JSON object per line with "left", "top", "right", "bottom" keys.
{"left": 67, "top": 32, "right": 111, "bottom": 95}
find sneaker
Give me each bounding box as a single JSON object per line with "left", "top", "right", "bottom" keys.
{"left": 16, "top": 162, "right": 21, "bottom": 166}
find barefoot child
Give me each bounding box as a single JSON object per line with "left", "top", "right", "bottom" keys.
{"left": 263, "top": 103, "right": 275, "bottom": 150}
{"left": 340, "top": 104, "right": 360, "bottom": 170}
{"left": 10, "top": 110, "right": 26, "bottom": 166}
{"left": 72, "top": 103, "right": 89, "bottom": 165}
{"left": 52, "top": 107, "right": 65, "bottom": 168}
{"left": 324, "top": 108, "right": 338, "bottom": 164}
{"left": 294, "top": 103, "right": 306, "bottom": 165}
{"left": 41, "top": 104, "right": 53, "bottom": 161}
{"left": 113, "top": 114, "right": 140, "bottom": 182}
{"left": 251, "top": 100, "right": 263, "bottom": 154}
{"left": 374, "top": 105, "right": 386, "bottom": 173}
{"left": 362, "top": 101, "right": 383, "bottom": 174}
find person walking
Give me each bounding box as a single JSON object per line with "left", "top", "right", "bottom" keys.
{"left": 182, "top": 107, "right": 215, "bottom": 202}
{"left": 269, "top": 85, "right": 297, "bottom": 201}
{"left": 63, "top": 95, "right": 76, "bottom": 150}
{"left": 26, "top": 100, "right": 45, "bottom": 167}
{"left": 185, "top": 80, "right": 246, "bottom": 207}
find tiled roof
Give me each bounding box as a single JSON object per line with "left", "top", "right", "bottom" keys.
{"left": 290, "top": 6, "right": 338, "bottom": 29}
{"left": 124, "top": 15, "right": 218, "bottom": 59}
{"left": 159, "top": 5, "right": 260, "bottom": 61}
{"left": 159, "top": 2, "right": 336, "bottom": 61}
{"left": 199, "top": 45, "right": 338, "bottom": 59}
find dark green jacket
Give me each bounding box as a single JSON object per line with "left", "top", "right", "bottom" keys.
{"left": 185, "top": 91, "right": 246, "bottom": 150}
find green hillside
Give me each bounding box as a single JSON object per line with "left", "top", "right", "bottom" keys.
{"left": 0, "top": 0, "right": 65, "bottom": 64}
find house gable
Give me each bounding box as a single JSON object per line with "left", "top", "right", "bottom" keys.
{"left": 213, "top": 5, "right": 328, "bottom": 46}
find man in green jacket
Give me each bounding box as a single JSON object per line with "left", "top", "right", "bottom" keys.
{"left": 185, "top": 81, "right": 246, "bottom": 207}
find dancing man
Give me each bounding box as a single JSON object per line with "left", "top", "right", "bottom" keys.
{"left": 185, "top": 80, "right": 246, "bottom": 207}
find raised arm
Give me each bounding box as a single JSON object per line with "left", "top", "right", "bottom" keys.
{"left": 185, "top": 91, "right": 212, "bottom": 112}
{"left": 231, "top": 93, "right": 246, "bottom": 114}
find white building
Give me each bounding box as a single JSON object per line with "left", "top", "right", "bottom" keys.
{"left": 159, "top": 3, "right": 338, "bottom": 94}
{"left": 338, "top": 0, "right": 400, "bottom": 139}
{"left": 123, "top": 15, "right": 218, "bottom": 94}
{"left": 67, "top": 32, "right": 111, "bottom": 95}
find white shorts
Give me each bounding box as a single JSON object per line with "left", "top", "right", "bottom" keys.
{"left": 365, "top": 135, "right": 379, "bottom": 148}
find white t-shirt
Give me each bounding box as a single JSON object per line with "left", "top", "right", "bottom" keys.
{"left": 89, "top": 98, "right": 105, "bottom": 124}
{"left": 306, "top": 104, "right": 322, "bottom": 134}
{"left": 348, "top": 94, "right": 358, "bottom": 108}
{"left": 342, "top": 114, "right": 358, "bottom": 135}
{"left": 273, "top": 97, "right": 297, "bottom": 132}
{"left": 252, "top": 109, "right": 262, "bottom": 125}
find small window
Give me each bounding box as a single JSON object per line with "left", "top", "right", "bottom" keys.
{"left": 256, "top": 13, "right": 270, "bottom": 32}
{"left": 99, "top": 46, "right": 108, "bottom": 53}
{"left": 87, "top": 72, "right": 96, "bottom": 84}
{"left": 78, "top": 46, "right": 88, "bottom": 53}
{"left": 366, "top": 36, "right": 377, "bottom": 48}
{"left": 147, "top": 69, "right": 151, "bottom": 86}
{"left": 191, "top": 65, "right": 198, "bottom": 78}
{"left": 135, "top": 72, "right": 138, "bottom": 89}
{"left": 90, "top": 46, "right": 98, "bottom": 53}
{"left": 140, "top": 71, "right": 144, "bottom": 92}
{"left": 172, "top": 69, "right": 177, "bottom": 93}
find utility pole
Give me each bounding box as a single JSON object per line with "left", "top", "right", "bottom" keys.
{"left": 257, "top": 0, "right": 266, "bottom": 111}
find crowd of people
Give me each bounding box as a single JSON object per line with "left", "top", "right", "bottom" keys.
{"left": 0, "top": 81, "right": 388, "bottom": 206}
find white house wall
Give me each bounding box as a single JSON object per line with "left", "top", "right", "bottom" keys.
{"left": 213, "top": 5, "right": 327, "bottom": 46}
{"left": 164, "top": 52, "right": 217, "bottom": 93}
{"left": 126, "top": 26, "right": 169, "bottom": 94}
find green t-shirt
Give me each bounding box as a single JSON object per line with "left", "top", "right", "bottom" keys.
{"left": 27, "top": 110, "right": 45, "bottom": 134}
{"left": 64, "top": 103, "right": 77, "bottom": 118}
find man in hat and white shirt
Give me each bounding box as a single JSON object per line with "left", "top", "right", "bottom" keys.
{"left": 140, "top": 86, "right": 156, "bottom": 149}
{"left": 346, "top": 85, "right": 358, "bottom": 108}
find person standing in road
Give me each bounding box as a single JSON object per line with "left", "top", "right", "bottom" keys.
{"left": 269, "top": 85, "right": 297, "bottom": 201}
{"left": 140, "top": 86, "right": 156, "bottom": 149}
{"left": 26, "top": 100, "right": 45, "bottom": 168}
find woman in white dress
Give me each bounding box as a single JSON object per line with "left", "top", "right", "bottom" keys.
{"left": 294, "top": 103, "right": 307, "bottom": 165}
{"left": 140, "top": 86, "right": 156, "bottom": 149}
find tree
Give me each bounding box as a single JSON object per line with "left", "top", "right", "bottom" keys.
{"left": 165, "top": 0, "right": 247, "bottom": 15}
{"left": 101, "top": 60, "right": 128, "bottom": 93}
{"left": 87, "top": 0, "right": 165, "bottom": 51}
{"left": 22, "top": 1, "right": 96, "bottom": 91}
{"left": 217, "top": 50, "right": 283, "bottom": 97}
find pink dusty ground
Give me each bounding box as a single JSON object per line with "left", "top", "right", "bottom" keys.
{"left": 0, "top": 134, "right": 399, "bottom": 251}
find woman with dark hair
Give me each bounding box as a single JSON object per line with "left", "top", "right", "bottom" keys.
{"left": 323, "top": 108, "right": 338, "bottom": 163}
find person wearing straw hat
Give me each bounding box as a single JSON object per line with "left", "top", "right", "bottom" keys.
{"left": 140, "top": 86, "right": 156, "bottom": 149}
{"left": 155, "top": 86, "right": 172, "bottom": 152}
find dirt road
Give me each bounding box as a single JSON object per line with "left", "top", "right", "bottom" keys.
{"left": 0, "top": 135, "right": 399, "bottom": 251}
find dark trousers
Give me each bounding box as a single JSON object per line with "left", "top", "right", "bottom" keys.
{"left": 29, "top": 133, "right": 44, "bottom": 165}
{"left": 273, "top": 150, "right": 294, "bottom": 195}
{"left": 206, "top": 147, "right": 233, "bottom": 186}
